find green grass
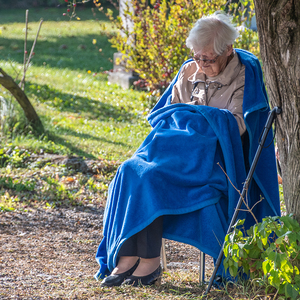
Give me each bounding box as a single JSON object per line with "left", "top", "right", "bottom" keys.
{"left": 0, "top": 7, "right": 150, "bottom": 161}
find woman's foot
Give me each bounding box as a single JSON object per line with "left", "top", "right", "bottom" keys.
{"left": 131, "top": 257, "right": 160, "bottom": 277}
{"left": 100, "top": 256, "right": 139, "bottom": 287}
{"left": 122, "top": 257, "right": 162, "bottom": 287}
{"left": 111, "top": 256, "right": 139, "bottom": 275}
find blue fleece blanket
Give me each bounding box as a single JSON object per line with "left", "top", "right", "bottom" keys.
{"left": 95, "top": 49, "right": 281, "bottom": 280}
{"left": 151, "top": 49, "right": 280, "bottom": 226}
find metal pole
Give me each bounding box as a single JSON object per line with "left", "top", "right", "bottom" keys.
{"left": 205, "top": 107, "right": 282, "bottom": 295}
{"left": 199, "top": 251, "right": 205, "bottom": 283}
{"left": 161, "top": 238, "right": 168, "bottom": 271}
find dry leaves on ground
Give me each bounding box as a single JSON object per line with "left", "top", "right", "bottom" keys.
{"left": 0, "top": 205, "right": 225, "bottom": 299}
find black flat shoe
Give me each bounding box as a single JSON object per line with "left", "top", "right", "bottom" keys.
{"left": 100, "top": 259, "right": 140, "bottom": 287}
{"left": 122, "top": 265, "right": 162, "bottom": 287}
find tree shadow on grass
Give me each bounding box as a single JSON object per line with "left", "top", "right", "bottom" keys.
{"left": 0, "top": 33, "right": 114, "bottom": 72}
{"left": 26, "top": 82, "right": 136, "bottom": 122}
{"left": 45, "top": 133, "right": 98, "bottom": 160}
{"left": 49, "top": 125, "right": 128, "bottom": 146}
{"left": 46, "top": 126, "right": 128, "bottom": 160}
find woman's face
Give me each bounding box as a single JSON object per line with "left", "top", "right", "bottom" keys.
{"left": 193, "top": 45, "right": 233, "bottom": 77}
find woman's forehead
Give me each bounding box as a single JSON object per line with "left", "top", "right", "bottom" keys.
{"left": 193, "top": 46, "right": 216, "bottom": 57}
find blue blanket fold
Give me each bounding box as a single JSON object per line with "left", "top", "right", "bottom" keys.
{"left": 94, "top": 49, "right": 281, "bottom": 280}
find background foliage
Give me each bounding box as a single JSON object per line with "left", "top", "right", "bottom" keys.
{"left": 104, "top": 0, "right": 258, "bottom": 91}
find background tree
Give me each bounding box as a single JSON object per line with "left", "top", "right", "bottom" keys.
{"left": 0, "top": 68, "right": 44, "bottom": 136}
{"left": 253, "top": 0, "right": 300, "bottom": 223}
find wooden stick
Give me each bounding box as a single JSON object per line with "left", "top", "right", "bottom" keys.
{"left": 20, "top": 9, "right": 29, "bottom": 90}
{"left": 25, "top": 19, "right": 43, "bottom": 73}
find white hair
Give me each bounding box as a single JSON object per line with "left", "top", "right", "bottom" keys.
{"left": 186, "top": 11, "right": 239, "bottom": 55}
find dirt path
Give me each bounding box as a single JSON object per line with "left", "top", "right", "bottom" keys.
{"left": 0, "top": 206, "right": 104, "bottom": 299}
{"left": 0, "top": 206, "right": 215, "bottom": 299}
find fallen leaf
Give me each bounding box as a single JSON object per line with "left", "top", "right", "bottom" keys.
{"left": 66, "top": 177, "right": 75, "bottom": 182}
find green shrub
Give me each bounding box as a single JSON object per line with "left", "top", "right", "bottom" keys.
{"left": 0, "top": 95, "right": 34, "bottom": 140}
{"left": 0, "top": 176, "right": 36, "bottom": 192}
{"left": 223, "top": 215, "right": 300, "bottom": 299}
{"left": 0, "top": 147, "right": 31, "bottom": 168}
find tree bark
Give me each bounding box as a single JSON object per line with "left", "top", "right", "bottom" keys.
{"left": 253, "top": 0, "right": 300, "bottom": 222}
{"left": 0, "top": 68, "right": 44, "bottom": 135}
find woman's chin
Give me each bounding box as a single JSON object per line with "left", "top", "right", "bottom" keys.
{"left": 201, "top": 67, "right": 217, "bottom": 77}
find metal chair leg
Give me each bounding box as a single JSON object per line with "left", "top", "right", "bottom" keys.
{"left": 161, "top": 238, "right": 168, "bottom": 271}
{"left": 199, "top": 250, "right": 205, "bottom": 283}
{"left": 161, "top": 239, "right": 205, "bottom": 282}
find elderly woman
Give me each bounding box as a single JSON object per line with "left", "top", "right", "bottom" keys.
{"left": 95, "top": 12, "right": 280, "bottom": 287}
{"left": 171, "top": 12, "right": 246, "bottom": 136}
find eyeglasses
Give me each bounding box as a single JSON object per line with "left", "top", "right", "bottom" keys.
{"left": 191, "top": 54, "right": 220, "bottom": 65}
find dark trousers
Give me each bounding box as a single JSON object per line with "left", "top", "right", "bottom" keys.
{"left": 118, "top": 216, "right": 163, "bottom": 258}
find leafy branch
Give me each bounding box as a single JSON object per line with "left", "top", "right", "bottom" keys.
{"left": 223, "top": 215, "right": 300, "bottom": 299}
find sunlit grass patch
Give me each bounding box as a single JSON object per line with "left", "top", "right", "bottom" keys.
{"left": 0, "top": 191, "right": 20, "bottom": 212}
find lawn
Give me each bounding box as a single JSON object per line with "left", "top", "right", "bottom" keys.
{"left": 0, "top": 4, "right": 154, "bottom": 237}
{"left": 0, "top": 6, "right": 151, "bottom": 161}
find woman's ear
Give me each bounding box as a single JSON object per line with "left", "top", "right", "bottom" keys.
{"left": 226, "top": 45, "right": 233, "bottom": 56}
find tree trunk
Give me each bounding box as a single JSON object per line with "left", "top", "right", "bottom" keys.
{"left": 253, "top": 0, "right": 300, "bottom": 223}
{"left": 0, "top": 68, "right": 44, "bottom": 135}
